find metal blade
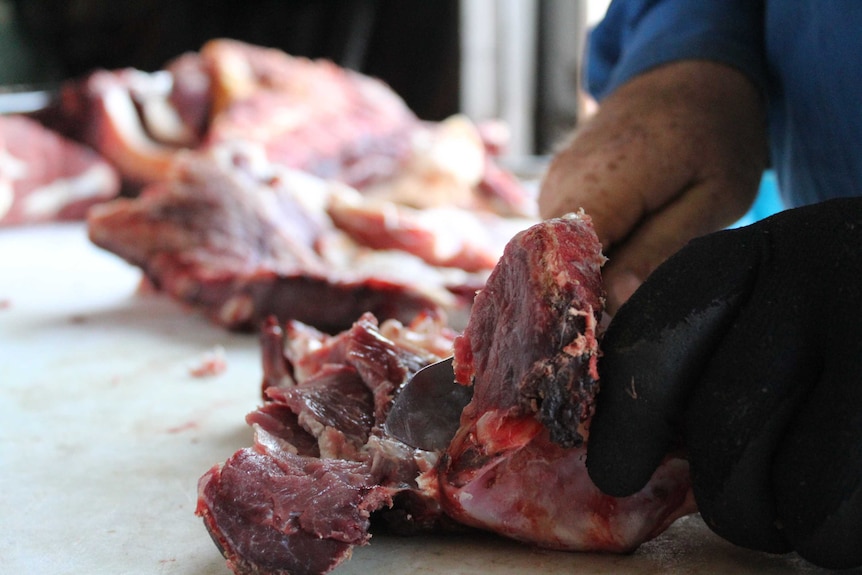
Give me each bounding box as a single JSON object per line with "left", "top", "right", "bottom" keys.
{"left": 384, "top": 356, "right": 472, "bottom": 451}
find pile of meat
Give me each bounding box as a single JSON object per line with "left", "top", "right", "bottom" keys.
{"left": 72, "top": 39, "right": 536, "bottom": 332}
{"left": 37, "top": 36, "right": 532, "bottom": 216}
{"left": 196, "top": 213, "right": 695, "bottom": 575}
{"left": 5, "top": 38, "right": 534, "bottom": 259}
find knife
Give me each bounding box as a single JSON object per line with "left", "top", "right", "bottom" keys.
{"left": 384, "top": 356, "right": 473, "bottom": 451}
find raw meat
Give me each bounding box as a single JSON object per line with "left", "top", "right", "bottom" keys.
{"left": 198, "top": 448, "right": 389, "bottom": 575}
{"left": 46, "top": 38, "right": 417, "bottom": 190}
{"left": 0, "top": 115, "right": 120, "bottom": 226}
{"left": 50, "top": 68, "right": 190, "bottom": 187}
{"left": 201, "top": 38, "right": 419, "bottom": 191}
{"left": 196, "top": 215, "right": 696, "bottom": 575}
{"left": 434, "top": 212, "right": 694, "bottom": 551}
{"left": 87, "top": 145, "right": 493, "bottom": 332}
{"left": 46, "top": 39, "right": 535, "bottom": 218}
{"left": 327, "top": 191, "right": 533, "bottom": 273}
{"left": 72, "top": 40, "right": 540, "bottom": 333}
{"left": 197, "top": 312, "right": 455, "bottom": 575}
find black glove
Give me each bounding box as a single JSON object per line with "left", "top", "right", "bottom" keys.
{"left": 586, "top": 198, "right": 862, "bottom": 569}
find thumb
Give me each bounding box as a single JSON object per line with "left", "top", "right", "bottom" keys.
{"left": 601, "top": 177, "right": 756, "bottom": 314}
{"left": 587, "top": 229, "right": 757, "bottom": 496}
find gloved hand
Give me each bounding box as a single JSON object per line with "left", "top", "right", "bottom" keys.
{"left": 586, "top": 198, "right": 862, "bottom": 569}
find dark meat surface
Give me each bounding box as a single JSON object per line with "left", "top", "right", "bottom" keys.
{"left": 0, "top": 115, "right": 119, "bottom": 226}
{"left": 196, "top": 215, "right": 696, "bottom": 575}
{"left": 435, "top": 212, "right": 694, "bottom": 551}
{"left": 451, "top": 212, "right": 607, "bottom": 445}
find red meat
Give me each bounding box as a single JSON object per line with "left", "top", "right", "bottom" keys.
{"left": 195, "top": 215, "right": 696, "bottom": 575}
{"left": 434, "top": 212, "right": 694, "bottom": 551}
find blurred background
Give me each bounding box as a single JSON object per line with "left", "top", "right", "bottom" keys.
{"left": 0, "top": 0, "right": 780, "bottom": 219}
{"left": 0, "top": 0, "right": 611, "bottom": 157}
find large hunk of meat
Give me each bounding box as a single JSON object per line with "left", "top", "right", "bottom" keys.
{"left": 195, "top": 214, "right": 695, "bottom": 575}
{"left": 46, "top": 38, "right": 416, "bottom": 190}
{"left": 433, "top": 212, "right": 694, "bottom": 551}
{"left": 81, "top": 40, "right": 539, "bottom": 333}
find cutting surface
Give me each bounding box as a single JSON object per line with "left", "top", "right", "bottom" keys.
{"left": 0, "top": 223, "right": 844, "bottom": 575}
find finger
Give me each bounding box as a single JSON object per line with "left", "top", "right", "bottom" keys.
{"left": 682, "top": 293, "right": 813, "bottom": 554}
{"left": 538, "top": 104, "right": 691, "bottom": 249}
{"left": 772, "top": 295, "right": 862, "bottom": 568}
{"left": 684, "top": 201, "right": 862, "bottom": 557}
{"left": 602, "top": 177, "right": 756, "bottom": 314}
{"left": 587, "top": 229, "right": 757, "bottom": 497}
{"left": 539, "top": 61, "right": 765, "bottom": 255}
{"left": 773, "top": 354, "right": 862, "bottom": 568}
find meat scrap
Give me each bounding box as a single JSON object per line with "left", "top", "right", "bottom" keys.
{"left": 197, "top": 312, "right": 456, "bottom": 575}
{"left": 196, "top": 215, "right": 696, "bottom": 575}
{"left": 0, "top": 115, "right": 120, "bottom": 226}
{"left": 188, "top": 345, "right": 228, "bottom": 378}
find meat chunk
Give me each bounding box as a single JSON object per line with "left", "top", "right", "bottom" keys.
{"left": 0, "top": 115, "right": 119, "bottom": 226}
{"left": 327, "top": 192, "right": 533, "bottom": 273}
{"left": 79, "top": 43, "right": 543, "bottom": 334}
{"left": 87, "top": 147, "right": 486, "bottom": 332}
{"left": 434, "top": 212, "right": 694, "bottom": 551}
{"left": 46, "top": 38, "right": 418, "bottom": 190}
{"left": 47, "top": 38, "right": 417, "bottom": 191}
{"left": 49, "top": 68, "right": 190, "bottom": 188}
{"left": 197, "top": 447, "right": 390, "bottom": 575}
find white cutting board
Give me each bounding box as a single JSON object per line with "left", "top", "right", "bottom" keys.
{"left": 0, "top": 223, "right": 841, "bottom": 575}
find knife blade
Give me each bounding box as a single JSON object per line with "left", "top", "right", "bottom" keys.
{"left": 384, "top": 356, "right": 472, "bottom": 451}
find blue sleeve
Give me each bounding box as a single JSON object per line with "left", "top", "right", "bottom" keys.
{"left": 585, "top": 0, "right": 767, "bottom": 100}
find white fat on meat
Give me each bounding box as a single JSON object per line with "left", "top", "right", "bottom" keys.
{"left": 364, "top": 115, "right": 486, "bottom": 210}
{"left": 0, "top": 115, "right": 121, "bottom": 225}
{"left": 131, "top": 70, "right": 199, "bottom": 146}
{"left": 86, "top": 71, "right": 179, "bottom": 184}
{"left": 327, "top": 186, "right": 536, "bottom": 272}
{"left": 20, "top": 163, "right": 118, "bottom": 220}
{"left": 0, "top": 150, "right": 27, "bottom": 220}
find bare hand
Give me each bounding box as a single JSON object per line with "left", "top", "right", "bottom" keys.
{"left": 539, "top": 61, "right": 768, "bottom": 313}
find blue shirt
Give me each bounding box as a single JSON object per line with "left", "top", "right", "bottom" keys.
{"left": 585, "top": 0, "right": 862, "bottom": 208}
